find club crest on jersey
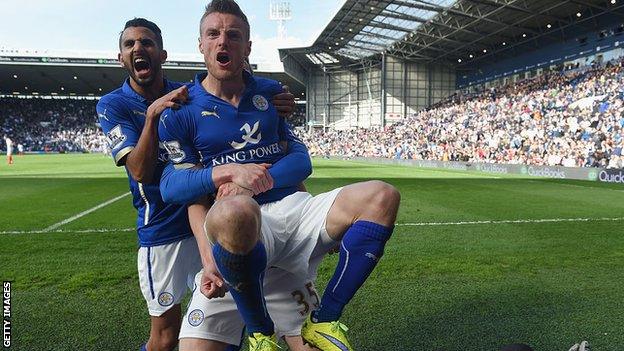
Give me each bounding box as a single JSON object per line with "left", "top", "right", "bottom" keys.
{"left": 230, "top": 121, "right": 262, "bottom": 150}
{"left": 188, "top": 309, "right": 204, "bottom": 327}
{"left": 252, "top": 95, "right": 269, "bottom": 111}
{"left": 158, "top": 292, "right": 174, "bottom": 306}
{"left": 106, "top": 124, "right": 126, "bottom": 150}
{"left": 162, "top": 140, "right": 186, "bottom": 163}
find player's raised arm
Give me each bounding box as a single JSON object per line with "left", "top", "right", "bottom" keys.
{"left": 123, "top": 85, "right": 189, "bottom": 183}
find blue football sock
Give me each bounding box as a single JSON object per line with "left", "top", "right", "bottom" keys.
{"left": 139, "top": 343, "right": 147, "bottom": 351}
{"left": 212, "top": 241, "right": 274, "bottom": 335}
{"left": 313, "top": 220, "right": 393, "bottom": 323}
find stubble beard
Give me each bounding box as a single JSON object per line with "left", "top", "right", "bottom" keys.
{"left": 207, "top": 60, "right": 244, "bottom": 82}
{"left": 124, "top": 62, "right": 159, "bottom": 87}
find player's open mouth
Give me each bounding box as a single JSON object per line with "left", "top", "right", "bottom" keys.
{"left": 216, "top": 52, "right": 231, "bottom": 67}
{"left": 133, "top": 57, "right": 151, "bottom": 77}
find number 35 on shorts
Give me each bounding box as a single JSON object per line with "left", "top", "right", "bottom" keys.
{"left": 291, "top": 282, "right": 320, "bottom": 316}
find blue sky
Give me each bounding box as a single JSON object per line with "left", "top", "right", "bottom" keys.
{"left": 1, "top": 0, "right": 344, "bottom": 68}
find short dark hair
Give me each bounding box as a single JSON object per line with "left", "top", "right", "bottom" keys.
{"left": 200, "top": 0, "right": 250, "bottom": 39}
{"left": 119, "top": 18, "right": 163, "bottom": 49}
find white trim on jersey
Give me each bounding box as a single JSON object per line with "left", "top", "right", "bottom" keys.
{"left": 138, "top": 183, "right": 150, "bottom": 225}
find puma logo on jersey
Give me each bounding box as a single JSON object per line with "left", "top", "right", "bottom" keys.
{"left": 230, "top": 121, "right": 261, "bottom": 150}
{"left": 201, "top": 110, "right": 220, "bottom": 118}
{"left": 98, "top": 108, "right": 109, "bottom": 121}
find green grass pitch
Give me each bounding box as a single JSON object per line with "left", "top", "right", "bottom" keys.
{"left": 1, "top": 154, "right": 624, "bottom": 350}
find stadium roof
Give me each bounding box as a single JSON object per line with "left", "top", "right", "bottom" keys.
{"left": 280, "top": 0, "right": 624, "bottom": 69}
{"left": 0, "top": 51, "right": 306, "bottom": 99}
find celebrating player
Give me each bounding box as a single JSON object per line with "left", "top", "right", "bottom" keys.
{"left": 97, "top": 18, "right": 201, "bottom": 351}
{"left": 97, "top": 17, "right": 299, "bottom": 351}
{"left": 158, "top": 1, "right": 401, "bottom": 350}
{"left": 167, "top": 60, "right": 318, "bottom": 351}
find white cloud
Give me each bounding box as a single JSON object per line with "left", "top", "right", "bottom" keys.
{"left": 249, "top": 33, "right": 304, "bottom": 72}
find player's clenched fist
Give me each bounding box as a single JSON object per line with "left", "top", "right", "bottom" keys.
{"left": 272, "top": 85, "right": 295, "bottom": 118}
{"left": 146, "top": 85, "right": 189, "bottom": 119}
{"left": 200, "top": 263, "right": 227, "bottom": 299}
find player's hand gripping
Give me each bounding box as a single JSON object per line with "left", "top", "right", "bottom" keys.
{"left": 217, "top": 181, "right": 254, "bottom": 199}
{"left": 146, "top": 85, "right": 189, "bottom": 120}
{"left": 228, "top": 163, "right": 274, "bottom": 195}
{"left": 272, "top": 85, "right": 295, "bottom": 118}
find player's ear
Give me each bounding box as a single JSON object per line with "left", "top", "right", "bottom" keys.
{"left": 245, "top": 40, "right": 252, "bottom": 58}
{"left": 117, "top": 52, "right": 124, "bottom": 67}
{"left": 160, "top": 49, "right": 168, "bottom": 64}
{"left": 198, "top": 37, "right": 204, "bottom": 54}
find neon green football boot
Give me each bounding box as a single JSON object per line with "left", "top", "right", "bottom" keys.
{"left": 301, "top": 314, "right": 353, "bottom": 351}
{"left": 248, "top": 332, "right": 280, "bottom": 351}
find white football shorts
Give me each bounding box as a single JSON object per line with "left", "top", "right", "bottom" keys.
{"left": 261, "top": 188, "right": 343, "bottom": 279}
{"left": 179, "top": 188, "right": 343, "bottom": 343}
{"left": 180, "top": 266, "right": 321, "bottom": 344}
{"left": 137, "top": 235, "right": 202, "bottom": 316}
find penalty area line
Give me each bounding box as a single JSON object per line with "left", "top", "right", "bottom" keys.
{"left": 396, "top": 217, "right": 624, "bottom": 226}
{"left": 0, "top": 227, "right": 135, "bottom": 235}
{"left": 42, "top": 192, "right": 131, "bottom": 232}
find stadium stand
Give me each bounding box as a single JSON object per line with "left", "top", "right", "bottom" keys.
{"left": 1, "top": 0, "right": 623, "bottom": 173}
{"left": 298, "top": 57, "right": 624, "bottom": 169}
{"left": 2, "top": 55, "right": 623, "bottom": 169}
{"left": 0, "top": 97, "right": 106, "bottom": 153}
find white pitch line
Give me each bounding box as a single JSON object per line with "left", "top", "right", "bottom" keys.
{"left": 42, "top": 192, "right": 131, "bottom": 231}
{"left": 0, "top": 227, "right": 135, "bottom": 235}
{"left": 3, "top": 216, "right": 623, "bottom": 235}
{"left": 397, "top": 217, "right": 624, "bottom": 226}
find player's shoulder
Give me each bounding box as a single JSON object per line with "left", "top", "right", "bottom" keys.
{"left": 97, "top": 87, "right": 134, "bottom": 124}
{"left": 97, "top": 87, "right": 126, "bottom": 109}
{"left": 187, "top": 81, "right": 205, "bottom": 98}
{"left": 252, "top": 76, "right": 282, "bottom": 94}
{"left": 160, "top": 99, "right": 196, "bottom": 129}
{"left": 165, "top": 79, "right": 189, "bottom": 91}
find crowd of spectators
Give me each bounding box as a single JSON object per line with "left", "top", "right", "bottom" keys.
{"left": 2, "top": 58, "right": 624, "bottom": 170}
{"left": 299, "top": 59, "right": 624, "bottom": 169}
{"left": 0, "top": 97, "right": 107, "bottom": 153}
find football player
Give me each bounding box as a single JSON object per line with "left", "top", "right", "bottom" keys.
{"left": 158, "top": 1, "right": 401, "bottom": 350}
{"left": 4, "top": 136, "right": 13, "bottom": 165}
{"left": 97, "top": 18, "right": 297, "bottom": 351}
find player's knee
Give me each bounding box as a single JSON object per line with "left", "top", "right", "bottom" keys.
{"left": 364, "top": 180, "right": 400, "bottom": 213}
{"left": 150, "top": 331, "right": 178, "bottom": 351}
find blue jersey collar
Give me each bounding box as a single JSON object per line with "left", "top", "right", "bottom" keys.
{"left": 194, "top": 70, "right": 256, "bottom": 98}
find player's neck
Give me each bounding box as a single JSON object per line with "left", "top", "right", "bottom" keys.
{"left": 202, "top": 73, "right": 245, "bottom": 107}
{"left": 129, "top": 76, "right": 165, "bottom": 103}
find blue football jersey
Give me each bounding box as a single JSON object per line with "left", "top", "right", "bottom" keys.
{"left": 97, "top": 78, "right": 192, "bottom": 247}
{"left": 158, "top": 72, "right": 308, "bottom": 205}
